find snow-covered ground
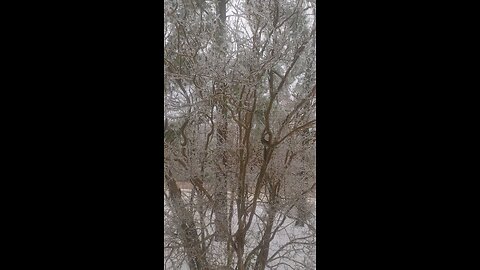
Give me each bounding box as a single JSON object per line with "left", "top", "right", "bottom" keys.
{"left": 164, "top": 189, "right": 316, "bottom": 269}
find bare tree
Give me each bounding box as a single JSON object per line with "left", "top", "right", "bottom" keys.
{"left": 164, "top": 0, "right": 316, "bottom": 269}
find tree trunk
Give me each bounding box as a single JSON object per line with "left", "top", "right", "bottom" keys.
{"left": 295, "top": 129, "right": 312, "bottom": 227}
{"left": 165, "top": 170, "right": 209, "bottom": 270}
{"left": 214, "top": 104, "right": 228, "bottom": 241}
{"left": 254, "top": 204, "right": 277, "bottom": 270}
{"left": 295, "top": 195, "right": 308, "bottom": 227}
{"left": 213, "top": 0, "right": 229, "bottom": 242}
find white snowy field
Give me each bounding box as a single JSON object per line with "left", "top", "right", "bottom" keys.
{"left": 164, "top": 189, "right": 316, "bottom": 270}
